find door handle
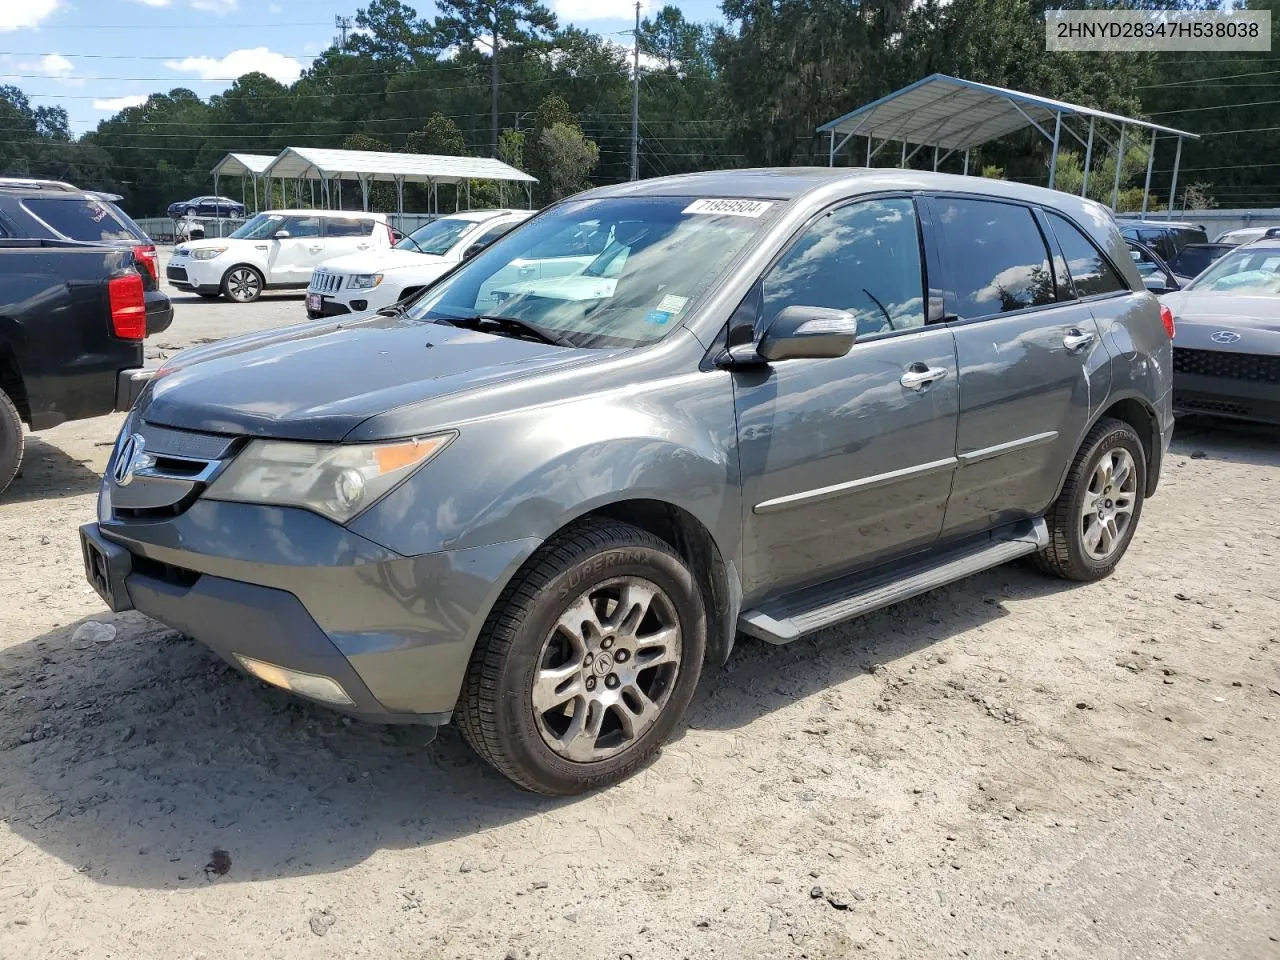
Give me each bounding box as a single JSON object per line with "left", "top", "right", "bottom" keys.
{"left": 900, "top": 365, "right": 949, "bottom": 390}
{"left": 357, "top": 243, "right": 370, "bottom": 250}
{"left": 1063, "top": 329, "right": 1096, "bottom": 353}
{"left": 518, "top": 265, "right": 537, "bottom": 276}
{"left": 308, "top": 245, "right": 323, "bottom": 253}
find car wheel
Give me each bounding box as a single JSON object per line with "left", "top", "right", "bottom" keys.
{"left": 0, "top": 387, "right": 24, "bottom": 497}
{"left": 221, "top": 266, "right": 264, "bottom": 303}
{"left": 458, "top": 519, "right": 706, "bottom": 795}
{"left": 185, "top": 207, "right": 197, "bottom": 217}
{"left": 1036, "top": 417, "right": 1146, "bottom": 582}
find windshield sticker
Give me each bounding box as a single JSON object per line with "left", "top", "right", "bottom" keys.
{"left": 682, "top": 198, "right": 773, "bottom": 218}
{"left": 656, "top": 294, "right": 688, "bottom": 315}
{"left": 644, "top": 309, "right": 673, "bottom": 325}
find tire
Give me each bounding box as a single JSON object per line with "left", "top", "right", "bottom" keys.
{"left": 185, "top": 207, "right": 197, "bottom": 217}
{"left": 0, "top": 387, "right": 24, "bottom": 498}
{"left": 457, "top": 519, "right": 707, "bottom": 795}
{"left": 221, "top": 265, "right": 264, "bottom": 303}
{"left": 1035, "top": 417, "right": 1146, "bottom": 582}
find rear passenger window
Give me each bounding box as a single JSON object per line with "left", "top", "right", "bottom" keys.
{"left": 326, "top": 218, "right": 373, "bottom": 238}
{"left": 1047, "top": 213, "right": 1126, "bottom": 297}
{"left": 22, "top": 197, "right": 140, "bottom": 242}
{"left": 934, "top": 197, "right": 1055, "bottom": 319}
{"left": 762, "top": 197, "right": 926, "bottom": 340}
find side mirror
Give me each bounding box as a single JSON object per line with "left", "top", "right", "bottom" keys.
{"left": 757, "top": 305, "right": 859, "bottom": 362}
{"left": 462, "top": 241, "right": 487, "bottom": 260}
{"left": 1130, "top": 250, "right": 1143, "bottom": 262}
{"left": 273, "top": 229, "right": 291, "bottom": 239}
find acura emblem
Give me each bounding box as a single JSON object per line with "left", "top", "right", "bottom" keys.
{"left": 112, "top": 433, "right": 147, "bottom": 486}
{"left": 1211, "top": 330, "right": 1241, "bottom": 344}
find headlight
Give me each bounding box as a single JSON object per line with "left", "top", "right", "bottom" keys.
{"left": 192, "top": 247, "right": 228, "bottom": 260}
{"left": 347, "top": 273, "right": 384, "bottom": 289}
{"left": 205, "top": 434, "right": 454, "bottom": 523}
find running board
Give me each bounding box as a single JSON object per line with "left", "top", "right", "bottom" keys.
{"left": 738, "top": 518, "right": 1048, "bottom": 645}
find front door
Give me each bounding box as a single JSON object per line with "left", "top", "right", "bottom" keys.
{"left": 267, "top": 215, "right": 324, "bottom": 284}
{"left": 926, "top": 195, "right": 1109, "bottom": 539}
{"left": 735, "top": 196, "right": 960, "bottom": 600}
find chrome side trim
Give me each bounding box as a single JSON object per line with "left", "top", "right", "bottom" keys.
{"left": 958, "top": 431, "right": 1059, "bottom": 467}
{"left": 753, "top": 457, "right": 958, "bottom": 515}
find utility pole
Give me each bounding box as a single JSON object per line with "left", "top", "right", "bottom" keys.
{"left": 630, "top": 0, "right": 640, "bottom": 181}
{"left": 334, "top": 15, "right": 352, "bottom": 49}
{"left": 491, "top": 6, "right": 500, "bottom": 158}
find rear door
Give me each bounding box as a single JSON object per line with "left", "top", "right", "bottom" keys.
{"left": 266, "top": 215, "right": 324, "bottom": 284}
{"left": 324, "top": 216, "right": 378, "bottom": 260}
{"left": 927, "top": 195, "right": 1109, "bottom": 539}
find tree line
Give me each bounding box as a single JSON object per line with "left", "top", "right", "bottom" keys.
{"left": 2, "top": 0, "right": 1277, "bottom": 216}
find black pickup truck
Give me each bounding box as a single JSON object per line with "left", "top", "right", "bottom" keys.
{"left": 0, "top": 239, "right": 155, "bottom": 495}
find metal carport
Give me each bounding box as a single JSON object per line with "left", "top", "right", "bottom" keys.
{"left": 210, "top": 153, "right": 274, "bottom": 214}
{"left": 260, "top": 147, "right": 538, "bottom": 214}
{"left": 818, "top": 74, "right": 1200, "bottom": 214}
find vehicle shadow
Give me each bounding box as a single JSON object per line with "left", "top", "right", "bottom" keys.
{"left": 162, "top": 291, "right": 307, "bottom": 306}
{"left": 0, "top": 560, "right": 1079, "bottom": 889}
{"left": 3, "top": 435, "right": 103, "bottom": 504}
{"left": 1170, "top": 415, "right": 1280, "bottom": 467}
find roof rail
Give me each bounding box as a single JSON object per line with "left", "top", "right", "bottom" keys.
{"left": 0, "top": 177, "right": 80, "bottom": 193}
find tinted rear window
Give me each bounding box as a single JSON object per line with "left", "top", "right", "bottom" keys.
{"left": 1048, "top": 213, "right": 1127, "bottom": 297}
{"left": 326, "top": 217, "right": 375, "bottom": 238}
{"left": 22, "top": 196, "right": 145, "bottom": 243}
{"left": 933, "top": 197, "right": 1055, "bottom": 319}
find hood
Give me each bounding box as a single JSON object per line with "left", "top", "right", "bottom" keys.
{"left": 317, "top": 248, "right": 449, "bottom": 275}
{"left": 174, "top": 237, "right": 246, "bottom": 255}
{"left": 139, "top": 314, "right": 599, "bottom": 441}
{"left": 1163, "top": 289, "right": 1280, "bottom": 354}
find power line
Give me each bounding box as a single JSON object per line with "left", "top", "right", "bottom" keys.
{"left": 1147, "top": 97, "right": 1280, "bottom": 116}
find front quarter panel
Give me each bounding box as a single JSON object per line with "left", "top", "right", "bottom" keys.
{"left": 346, "top": 365, "right": 742, "bottom": 565}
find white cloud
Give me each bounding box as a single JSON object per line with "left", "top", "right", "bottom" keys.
{"left": 0, "top": 0, "right": 62, "bottom": 31}
{"left": 268, "top": 1, "right": 282, "bottom": 11}
{"left": 554, "top": 0, "right": 647, "bottom": 21}
{"left": 93, "top": 95, "right": 148, "bottom": 112}
{"left": 38, "top": 52, "right": 73, "bottom": 77}
{"left": 132, "top": 0, "right": 172, "bottom": 7}
{"left": 190, "top": 0, "right": 239, "bottom": 12}
{"left": 165, "top": 47, "right": 303, "bottom": 84}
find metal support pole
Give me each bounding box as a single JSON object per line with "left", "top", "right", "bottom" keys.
{"left": 466, "top": 179, "right": 471, "bottom": 210}
{"left": 1167, "top": 136, "right": 1184, "bottom": 214}
{"left": 1141, "top": 129, "right": 1157, "bottom": 214}
{"left": 395, "top": 176, "right": 404, "bottom": 215}
{"left": 1112, "top": 124, "right": 1126, "bottom": 210}
{"left": 252, "top": 175, "right": 259, "bottom": 212}
{"left": 963, "top": 149, "right": 970, "bottom": 175}
{"left": 829, "top": 130, "right": 835, "bottom": 167}
{"left": 901, "top": 141, "right": 908, "bottom": 168}
{"left": 1048, "top": 111, "right": 1062, "bottom": 189}
{"left": 932, "top": 145, "right": 939, "bottom": 171}
{"left": 630, "top": 0, "right": 640, "bottom": 181}
{"left": 214, "top": 173, "right": 220, "bottom": 199}
{"left": 1082, "top": 116, "right": 1095, "bottom": 197}
{"left": 866, "top": 136, "right": 872, "bottom": 166}
{"left": 309, "top": 179, "right": 315, "bottom": 208}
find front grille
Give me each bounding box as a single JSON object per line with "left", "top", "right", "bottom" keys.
{"left": 166, "top": 266, "right": 188, "bottom": 282}
{"left": 1173, "top": 347, "right": 1280, "bottom": 383}
{"left": 310, "top": 271, "right": 342, "bottom": 294}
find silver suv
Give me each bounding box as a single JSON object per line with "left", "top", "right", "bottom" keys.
{"left": 81, "top": 169, "right": 1174, "bottom": 794}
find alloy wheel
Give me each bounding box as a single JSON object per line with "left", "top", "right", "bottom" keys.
{"left": 226, "top": 268, "right": 260, "bottom": 302}
{"left": 1080, "top": 447, "right": 1138, "bottom": 561}
{"left": 532, "top": 576, "right": 683, "bottom": 763}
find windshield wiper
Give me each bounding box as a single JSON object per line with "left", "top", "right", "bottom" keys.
{"left": 375, "top": 301, "right": 412, "bottom": 319}
{"left": 399, "top": 234, "right": 428, "bottom": 254}
{"left": 446, "top": 313, "right": 576, "bottom": 347}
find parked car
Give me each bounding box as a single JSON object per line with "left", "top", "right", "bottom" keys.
{"left": 1119, "top": 220, "right": 1208, "bottom": 262}
{"left": 307, "top": 209, "right": 532, "bottom": 318}
{"left": 1214, "top": 226, "right": 1280, "bottom": 245}
{"left": 0, "top": 178, "right": 172, "bottom": 335}
{"left": 166, "top": 196, "right": 247, "bottom": 219}
{"left": 1, "top": 238, "right": 155, "bottom": 495}
{"left": 81, "top": 169, "right": 1173, "bottom": 795}
{"left": 1165, "top": 242, "right": 1239, "bottom": 285}
{"left": 167, "top": 210, "right": 393, "bottom": 302}
{"left": 1161, "top": 239, "right": 1280, "bottom": 425}
{"left": 1128, "top": 239, "right": 1183, "bottom": 294}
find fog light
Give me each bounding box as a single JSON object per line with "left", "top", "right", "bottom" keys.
{"left": 234, "top": 654, "right": 355, "bottom": 706}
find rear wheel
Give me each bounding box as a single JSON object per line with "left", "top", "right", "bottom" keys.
{"left": 1036, "top": 418, "right": 1146, "bottom": 582}
{"left": 457, "top": 519, "right": 706, "bottom": 795}
{"left": 0, "top": 387, "right": 24, "bottom": 497}
{"left": 221, "top": 266, "right": 263, "bottom": 303}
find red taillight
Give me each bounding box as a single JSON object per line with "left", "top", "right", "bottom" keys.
{"left": 109, "top": 273, "right": 146, "bottom": 340}
{"left": 133, "top": 243, "right": 158, "bottom": 284}
{"left": 1160, "top": 304, "right": 1176, "bottom": 339}
{"left": 386, "top": 223, "right": 395, "bottom": 245}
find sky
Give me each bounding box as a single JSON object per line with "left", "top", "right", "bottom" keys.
{"left": 0, "top": 0, "right": 724, "bottom": 135}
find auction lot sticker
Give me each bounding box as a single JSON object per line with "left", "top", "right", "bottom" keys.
{"left": 683, "top": 199, "right": 774, "bottom": 218}
{"left": 1046, "top": 11, "right": 1270, "bottom": 52}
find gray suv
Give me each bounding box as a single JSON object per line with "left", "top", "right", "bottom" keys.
{"left": 80, "top": 169, "right": 1174, "bottom": 795}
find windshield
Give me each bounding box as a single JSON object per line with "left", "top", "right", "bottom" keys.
{"left": 410, "top": 196, "right": 775, "bottom": 348}
{"left": 229, "top": 213, "right": 284, "bottom": 240}
{"left": 1168, "top": 246, "right": 1229, "bottom": 279}
{"left": 1187, "top": 248, "right": 1280, "bottom": 294}
{"left": 396, "top": 217, "right": 476, "bottom": 255}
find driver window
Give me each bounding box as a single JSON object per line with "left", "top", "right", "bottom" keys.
{"left": 762, "top": 197, "right": 926, "bottom": 341}
{"left": 283, "top": 216, "right": 321, "bottom": 238}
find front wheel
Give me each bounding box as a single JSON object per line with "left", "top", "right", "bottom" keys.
{"left": 0, "top": 387, "right": 23, "bottom": 497}
{"left": 457, "top": 520, "right": 706, "bottom": 795}
{"left": 221, "top": 265, "right": 263, "bottom": 303}
{"left": 185, "top": 207, "right": 197, "bottom": 218}
{"left": 1036, "top": 418, "right": 1146, "bottom": 582}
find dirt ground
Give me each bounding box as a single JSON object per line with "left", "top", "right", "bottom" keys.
{"left": 1, "top": 271, "right": 1278, "bottom": 959}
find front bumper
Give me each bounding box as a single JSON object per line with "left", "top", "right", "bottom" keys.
{"left": 166, "top": 257, "right": 225, "bottom": 292}
{"left": 1174, "top": 375, "right": 1280, "bottom": 425}
{"left": 80, "top": 501, "right": 540, "bottom": 724}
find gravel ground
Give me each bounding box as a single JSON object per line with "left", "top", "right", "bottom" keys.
{"left": 1, "top": 265, "right": 1278, "bottom": 959}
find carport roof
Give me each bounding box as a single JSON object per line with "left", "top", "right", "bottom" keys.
{"left": 210, "top": 152, "right": 275, "bottom": 177}
{"left": 261, "top": 147, "right": 537, "bottom": 184}
{"left": 817, "top": 74, "right": 1199, "bottom": 151}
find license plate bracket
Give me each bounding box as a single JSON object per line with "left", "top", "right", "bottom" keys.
{"left": 306, "top": 293, "right": 322, "bottom": 313}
